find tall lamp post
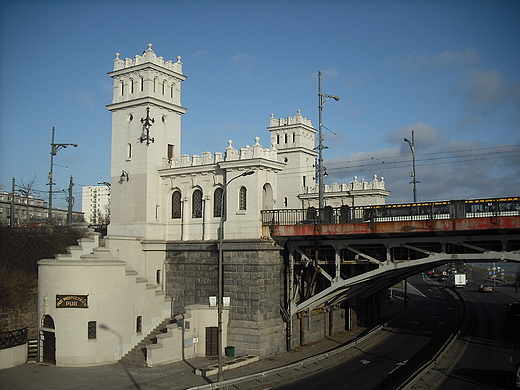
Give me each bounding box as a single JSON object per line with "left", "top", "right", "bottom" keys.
{"left": 217, "top": 169, "right": 255, "bottom": 382}
{"left": 48, "top": 127, "right": 77, "bottom": 223}
{"left": 318, "top": 71, "right": 339, "bottom": 216}
{"left": 404, "top": 130, "right": 418, "bottom": 203}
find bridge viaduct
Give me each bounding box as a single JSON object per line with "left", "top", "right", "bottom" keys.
{"left": 261, "top": 197, "right": 520, "bottom": 349}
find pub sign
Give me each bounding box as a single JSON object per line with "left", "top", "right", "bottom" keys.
{"left": 56, "top": 295, "right": 89, "bottom": 308}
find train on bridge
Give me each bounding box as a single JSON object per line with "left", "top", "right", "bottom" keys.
{"left": 262, "top": 196, "right": 520, "bottom": 226}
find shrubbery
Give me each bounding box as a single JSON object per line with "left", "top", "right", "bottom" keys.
{"left": 0, "top": 225, "right": 85, "bottom": 309}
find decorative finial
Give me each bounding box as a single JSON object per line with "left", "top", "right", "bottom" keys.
{"left": 147, "top": 43, "right": 153, "bottom": 51}
{"left": 115, "top": 53, "right": 120, "bottom": 59}
{"left": 254, "top": 137, "right": 260, "bottom": 145}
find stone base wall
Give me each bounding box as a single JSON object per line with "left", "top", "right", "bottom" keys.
{"left": 165, "top": 239, "right": 286, "bottom": 357}
{"left": 0, "top": 292, "right": 38, "bottom": 339}
{"left": 290, "top": 307, "right": 346, "bottom": 349}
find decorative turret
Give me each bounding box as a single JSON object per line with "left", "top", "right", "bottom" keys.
{"left": 107, "top": 44, "right": 186, "bottom": 239}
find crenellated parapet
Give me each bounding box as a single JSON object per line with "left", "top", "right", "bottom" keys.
{"left": 269, "top": 110, "right": 313, "bottom": 128}
{"left": 113, "top": 43, "right": 183, "bottom": 74}
{"left": 304, "top": 175, "right": 386, "bottom": 193}
{"left": 164, "top": 137, "right": 279, "bottom": 168}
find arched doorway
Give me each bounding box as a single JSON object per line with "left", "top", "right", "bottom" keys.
{"left": 40, "top": 314, "right": 56, "bottom": 364}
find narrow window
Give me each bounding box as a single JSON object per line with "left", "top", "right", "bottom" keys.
{"left": 277, "top": 134, "right": 280, "bottom": 144}
{"left": 121, "top": 80, "right": 124, "bottom": 96}
{"left": 303, "top": 176, "right": 306, "bottom": 188}
{"left": 140, "top": 76, "right": 144, "bottom": 91}
{"left": 239, "top": 187, "right": 247, "bottom": 211}
{"left": 156, "top": 269, "right": 161, "bottom": 284}
{"left": 162, "top": 80, "right": 166, "bottom": 95}
{"left": 284, "top": 133, "right": 288, "bottom": 143}
{"left": 153, "top": 78, "right": 157, "bottom": 92}
{"left": 130, "top": 78, "right": 134, "bottom": 94}
{"left": 170, "top": 85, "right": 174, "bottom": 98}
{"left": 127, "top": 143, "right": 132, "bottom": 159}
{"left": 168, "top": 144, "right": 174, "bottom": 161}
{"left": 172, "top": 191, "right": 181, "bottom": 219}
{"left": 88, "top": 321, "right": 97, "bottom": 340}
{"left": 214, "top": 188, "right": 223, "bottom": 217}
{"left": 284, "top": 197, "right": 288, "bottom": 207}
{"left": 293, "top": 132, "right": 296, "bottom": 143}
{"left": 136, "top": 316, "right": 142, "bottom": 334}
{"left": 192, "top": 189, "right": 203, "bottom": 218}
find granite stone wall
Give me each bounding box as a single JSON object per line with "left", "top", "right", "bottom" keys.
{"left": 165, "top": 239, "right": 286, "bottom": 357}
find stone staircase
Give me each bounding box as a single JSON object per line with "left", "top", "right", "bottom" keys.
{"left": 120, "top": 317, "right": 177, "bottom": 367}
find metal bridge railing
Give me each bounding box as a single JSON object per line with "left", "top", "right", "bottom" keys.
{"left": 261, "top": 197, "right": 520, "bottom": 227}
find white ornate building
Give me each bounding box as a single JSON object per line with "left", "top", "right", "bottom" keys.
{"left": 37, "top": 44, "right": 389, "bottom": 366}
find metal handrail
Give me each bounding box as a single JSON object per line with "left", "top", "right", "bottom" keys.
{"left": 0, "top": 327, "right": 28, "bottom": 350}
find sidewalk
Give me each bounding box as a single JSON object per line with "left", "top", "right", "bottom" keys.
{"left": 0, "top": 325, "right": 371, "bottom": 390}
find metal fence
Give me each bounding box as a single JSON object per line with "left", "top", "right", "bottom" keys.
{"left": 0, "top": 327, "right": 28, "bottom": 350}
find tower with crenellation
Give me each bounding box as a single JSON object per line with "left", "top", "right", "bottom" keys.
{"left": 106, "top": 43, "right": 186, "bottom": 239}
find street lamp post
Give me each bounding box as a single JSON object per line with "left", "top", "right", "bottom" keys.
{"left": 404, "top": 130, "right": 418, "bottom": 203}
{"left": 48, "top": 127, "right": 77, "bottom": 223}
{"left": 217, "top": 169, "right": 255, "bottom": 382}
{"left": 318, "top": 71, "right": 339, "bottom": 217}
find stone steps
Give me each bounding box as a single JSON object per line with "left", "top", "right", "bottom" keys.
{"left": 119, "top": 317, "right": 177, "bottom": 367}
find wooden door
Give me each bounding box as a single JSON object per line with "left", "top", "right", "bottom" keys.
{"left": 205, "top": 327, "right": 218, "bottom": 356}
{"left": 42, "top": 331, "right": 56, "bottom": 364}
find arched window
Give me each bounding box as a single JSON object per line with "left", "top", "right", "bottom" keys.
{"left": 284, "top": 133, "right": 288, "bottom": 143}
{"left": 293, "top": 132, "right": 296, "bottom": 143}
{"left": 172, "top": 191, "right": 181, "bottom": 219}
{"left": 41, "top": 314, "right": 55, "bottom": 329}
{"left": 130, "top": 78, "right": 134, "bottom": 94}
{"left": 127, "top": 143, "right": 132, "bottom": 159}
{"left": 153, "top": 77, "right": 157, "bottom": 92}
{"left": 277, "top": 134, "right": 280, "bottom": 144}
{"left": 162, "top": 80, "right": 166, "bottom": 95}
{"left": 170, "top": 85, "right": 174, "bottom": 98}
{"left": 120, "top": 80, "right": 124, "bottom": 96}
{"left": 192, "top": 189, "right": 203, "bottom": 218}
{"left": 239, "top": 186, "right": 247, "bottom": 211}
{"left": 214, "top": 188, "right": 223, "bottom": 217}
{"left": 139, "top": 76, "right": 144, "bottom": 91}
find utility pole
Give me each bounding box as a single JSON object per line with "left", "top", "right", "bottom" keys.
{"left": 10, "top": 177, "right": 16, "bottom": 227}
{"left": 48, "top": 127, "right": 77, "bottom": 223}
{"left": 67, "top": 176, "right": 74, "bottom": 225}
{"left": 404, "top": 130, "right": 418, "bottom": 203}
{"left": 317, "top": 71, "right": 339, "bottom": 218}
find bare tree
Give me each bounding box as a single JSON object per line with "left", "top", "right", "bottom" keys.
{"left": 17, "top": 176, "right": 40, "bottom": 225}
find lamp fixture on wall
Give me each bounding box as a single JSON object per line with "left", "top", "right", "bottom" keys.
{"left": 119, "top": 170, "right": 129, "bottom": 183}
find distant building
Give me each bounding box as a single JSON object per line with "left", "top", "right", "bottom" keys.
{"left": 81, "top": 185, "right": 110, "bottom": 225}
{"left": 0, "top": 189, "right": 83, "bottom": 226}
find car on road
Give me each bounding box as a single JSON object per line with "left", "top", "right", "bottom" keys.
{"left": 506, "top": 302, "right": 520, "bottom": 319}
{"left": 479, "top": 284, "right": 493, "bottom": 292}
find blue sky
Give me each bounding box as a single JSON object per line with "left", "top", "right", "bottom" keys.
{"left": 1, "top": 0, "right": 519, "bottom": 211}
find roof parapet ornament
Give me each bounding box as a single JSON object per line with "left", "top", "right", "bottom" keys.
{"left": 139, "top": 107, "right": 155, "bottom": 146}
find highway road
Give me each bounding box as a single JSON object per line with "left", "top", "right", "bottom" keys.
{"left": 436, "top": 268, "right": 520, "bottom": 390}
{"left": 270, "top": 273, "right": 463, "bottom": 390}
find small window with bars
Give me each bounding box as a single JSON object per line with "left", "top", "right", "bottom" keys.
{"left": 88, "top": 321, "right": 97, "bottom": 340}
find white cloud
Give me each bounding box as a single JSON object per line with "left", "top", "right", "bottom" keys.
{"left": 325, "top": 123, "right": 520, "bottom": 203}
{"left": 231, "top": 52, "right": 256, "bottom": 79}
{"left": 395, "top": 47, "right": 480, "bottom": 74}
